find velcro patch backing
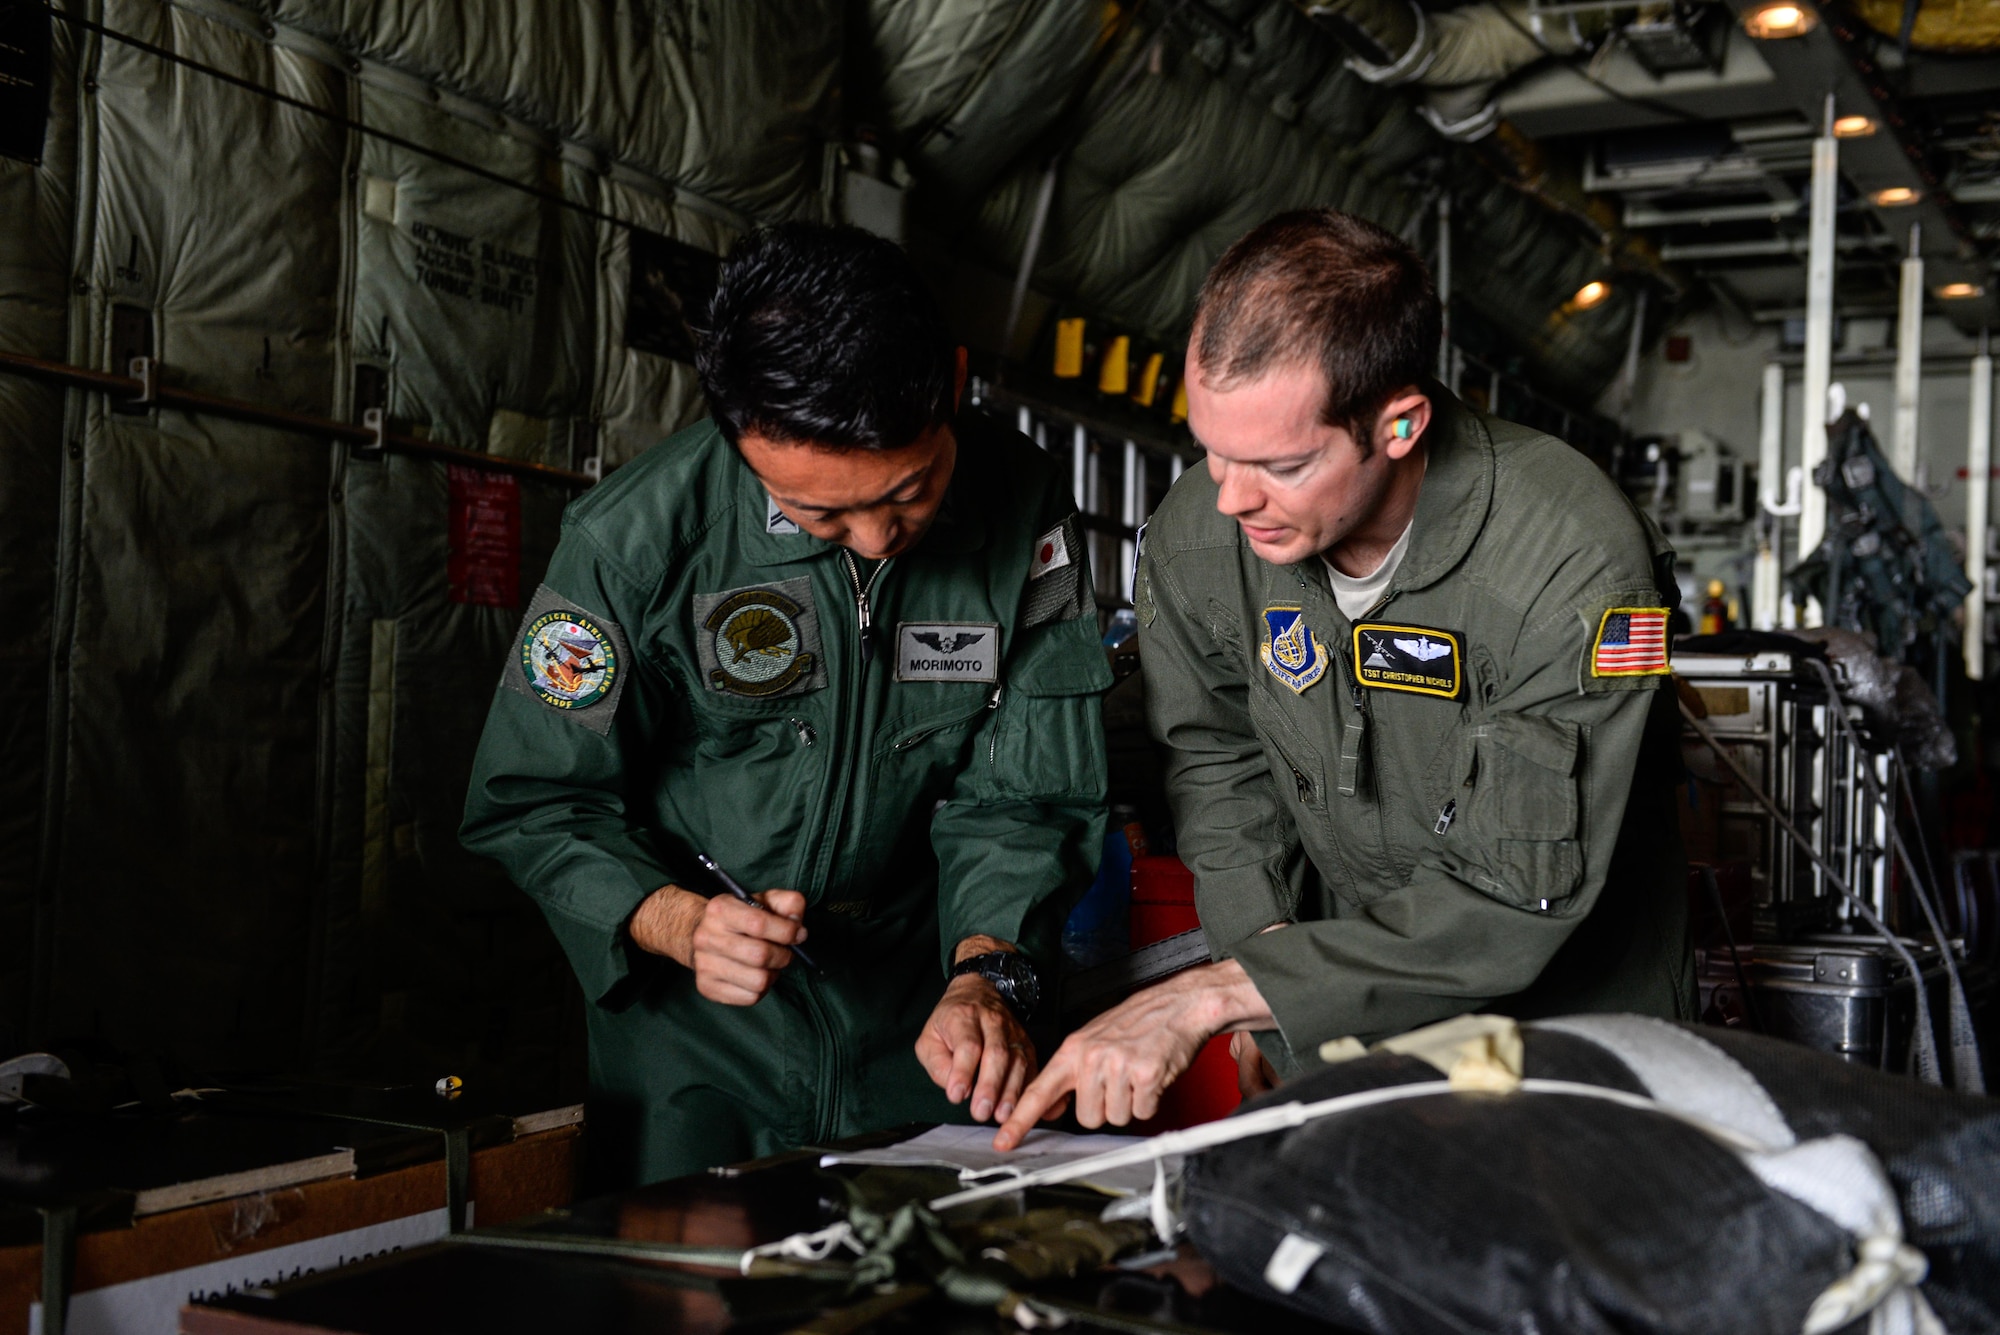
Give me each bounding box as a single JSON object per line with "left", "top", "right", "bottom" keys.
{"left": 503, "top": 584, "right": 632, "bottom": 735}
{"left": 1021, "top": 514, "right": 1087, "bottom": 627}
{"left": 692, "top": 577, "right": 827, "bottom": 699}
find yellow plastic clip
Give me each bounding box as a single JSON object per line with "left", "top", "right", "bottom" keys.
{"left": 1053, "top": 318, "right": 1086, "bottom": 379}
{"left": 1132, "top": 351, "right": 1164, "bottom": 407}
{"left": 1098, "top": 335, "right": 1131, "bottom": 395}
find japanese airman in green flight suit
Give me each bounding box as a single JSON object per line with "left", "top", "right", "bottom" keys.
{"left": 462, "top": 224, "right": 1110, "bottom": 1184}
{"left": 997, "top": 209, "right": 1693, "bottom": 1150}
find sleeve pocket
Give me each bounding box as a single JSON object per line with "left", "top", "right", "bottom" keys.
{"left": 986, "top": 616, "right": 1112, "bottom": 800}
{"left": 1462, "top": 712, "right": 1584, "bottom": 907}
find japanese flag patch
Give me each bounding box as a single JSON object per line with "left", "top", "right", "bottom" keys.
{"left": 1029, "top": 522, "right": 1072, "bottom": 579}
{"left": 1021, "top": 515, "right": 1087, "bottom": 627}
{"left": 1591, "top": 607, "right": 1671, "bottom": 677}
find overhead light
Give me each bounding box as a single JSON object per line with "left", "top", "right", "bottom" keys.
{"left": 1871, "top": 186, "right": 1920, "bottom": 207}
{"left": 1741, "top": 2, "right": 1817, "bottom": 38}
{"left": 1570, "top": 280, "right": 1611, "bottom": 311}
{"left": 1831, "top": 115, "right": 1876, "bottom": 138}
{"left": 1937, "top": 282, "right": 1986, "bottom": 300}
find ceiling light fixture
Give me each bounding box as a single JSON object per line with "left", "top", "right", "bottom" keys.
{"left": 1570, "top": 280, "right": 1611, "bottom": 311}
{"left": 1936, "top": 282, "right": 1985, "bottom": 300}
{"left": 1831, "top": 115, "right": 1876, "bottom": 138}
{"left": 1741, "top": 2, "right": 1817, "bottom": 38}
{"left": 1871, "top": 186, "right": 1920, "bottom": 207}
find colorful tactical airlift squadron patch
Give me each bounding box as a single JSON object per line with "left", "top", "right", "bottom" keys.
{"left": 1352, "top": 622, "right": 1463, "bottom": 699}
{"left": 523, "top": 610, "right": 618, "bottom": 708}
{"left": 1592, "top": 607, "right": 1671, "bottom": 677}
{"left": 1261, "top": 606, "right": 1328, "bottom": 694}
{"left": 692, "top": 578, "right": 827, "bottom": 700}
{"left": 503, "top": 584, "right": 634, "bottom": 734}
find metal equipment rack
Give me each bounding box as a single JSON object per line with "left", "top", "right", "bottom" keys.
{"left": 1676, "top": 648, "right": 1894, "bottom": 930}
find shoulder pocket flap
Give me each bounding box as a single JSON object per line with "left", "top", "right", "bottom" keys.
{"left": 1007, "top": 618, "right": 1116, "bottom": 696}
{"left": 1477, "top": 712, "right": 1579, "bottom": 775}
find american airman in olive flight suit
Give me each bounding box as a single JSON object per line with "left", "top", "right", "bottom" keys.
{"left": 1135, "top": 393, "right": 1695, "bottom": 1059}
{"left": 996, "top": 208, "right": 1693, "bottom": 1149}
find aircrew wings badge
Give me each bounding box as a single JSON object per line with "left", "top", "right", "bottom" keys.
{"left": 1352, "top": 622, "right": 1463, "bottom": 699}
{"left": 1261, "top": 606, "right": 1327, "bottom": 694}
{"left": 1591, "top": 608, "right": 1671, "bottom": 677}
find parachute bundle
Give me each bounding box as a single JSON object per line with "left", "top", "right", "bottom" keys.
{"left": 1183, "top": 1016, "right": 2000, "bottom": 1335}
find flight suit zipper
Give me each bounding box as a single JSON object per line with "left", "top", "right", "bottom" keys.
{"left": 802, "top": 549, "right": 894, "bottom": 1142}
{"left": 841, "top": 549, "right": 891, "bottom": 665}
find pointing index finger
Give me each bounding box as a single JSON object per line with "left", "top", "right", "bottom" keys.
{"left": 993, "top": 1049, "right": 1076, "bottom": 1151}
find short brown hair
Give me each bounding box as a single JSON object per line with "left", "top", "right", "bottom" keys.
{"left": 1191, "top": 209, "right": 1441, "bottom": 444}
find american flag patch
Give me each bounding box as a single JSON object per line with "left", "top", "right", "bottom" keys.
{"left": 1592, "top": 608, "right": 1671, "bottom": 677}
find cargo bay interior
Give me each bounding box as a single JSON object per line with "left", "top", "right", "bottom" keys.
{"left": 4, "top": 1, "right": 2000, "bottom": 1333}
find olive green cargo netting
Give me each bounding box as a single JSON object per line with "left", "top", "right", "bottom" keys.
{"left": 1, "top": 0, "right": 841, "bottom": 1085}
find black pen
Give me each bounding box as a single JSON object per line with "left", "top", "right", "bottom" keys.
{"left": 695, "top": 853, "right": 822, "bottom": 972}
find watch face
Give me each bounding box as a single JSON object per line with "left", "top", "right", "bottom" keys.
{"left": 962, "top": 952, "right": 1039, "bottom": 1020}
{"left": 990, "top": 954, "right": 1039, "bottom": 1017}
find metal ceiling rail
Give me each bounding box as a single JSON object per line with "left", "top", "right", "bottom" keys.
{"left": 1623, "top": 198, "right": 1805, "bottom": 227}
{"left": 1660, "top": 233, "right": 1896, "bottom": 260}
{"left": 0, "top": 350, "right": 595, "bottom": 487}
{"left": 1716, "top": 0, "right": 1997, "bottom": 331}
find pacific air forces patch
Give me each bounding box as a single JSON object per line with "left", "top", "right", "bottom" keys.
{"left": 1352, "top": 622, "right": 1463, "bottom": 699}
{"left": 692, "top": 577, "right": 827, "bottom": 700}
{"left": 503, "top": 584, "right": 632, "bottom": 735}
{"left": 1261, "top": 606, "right": 1328, "bottom": 694}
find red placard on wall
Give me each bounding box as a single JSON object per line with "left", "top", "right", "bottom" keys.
{"left": 448, "top": 465, "right": 521, "bottom": 608}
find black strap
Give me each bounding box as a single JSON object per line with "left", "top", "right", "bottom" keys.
{"left": 39, "top": 1204, "right": 78, "bottom": 1335}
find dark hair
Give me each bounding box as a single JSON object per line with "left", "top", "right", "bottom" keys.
{"left": 694, "top": 223, "right": 957, "bottom": 450}
{"left": 1191, "top": 209, "right": 1441, "bottom": 444}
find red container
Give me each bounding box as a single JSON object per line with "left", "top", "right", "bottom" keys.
{"left": 1128, "top": 855, "right": 1241, "bottom": 1131}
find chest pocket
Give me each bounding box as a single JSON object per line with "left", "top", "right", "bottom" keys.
{"left": 1457, "top": 712, "right": 1584, "bottom": 910}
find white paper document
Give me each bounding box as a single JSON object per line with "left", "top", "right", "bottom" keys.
{"left": 820, "top": 1125, "right": 1177, "bottom": 1198}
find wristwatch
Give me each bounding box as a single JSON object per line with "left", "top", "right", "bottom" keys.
{"left": 951, "top": 950, "right": 1041, "bottom": 1022}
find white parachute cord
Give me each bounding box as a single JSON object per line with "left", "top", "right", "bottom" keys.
{"left": 742, "top": 1220, "right": 864, "bottom": 1274}
{"left": 928, "top": 1078, "right": 1773, "bottom": 1213}
{"left": 1146, "top": 1156, "right": 1176, "bottom": 1245}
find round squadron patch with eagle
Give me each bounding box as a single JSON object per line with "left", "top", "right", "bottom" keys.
{"left": 704, "top": 590, "right": 810, "bottom": 695}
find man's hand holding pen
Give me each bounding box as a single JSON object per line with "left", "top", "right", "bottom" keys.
{"left": 629, "top": 883, "right": 811, "bottom": 1006}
